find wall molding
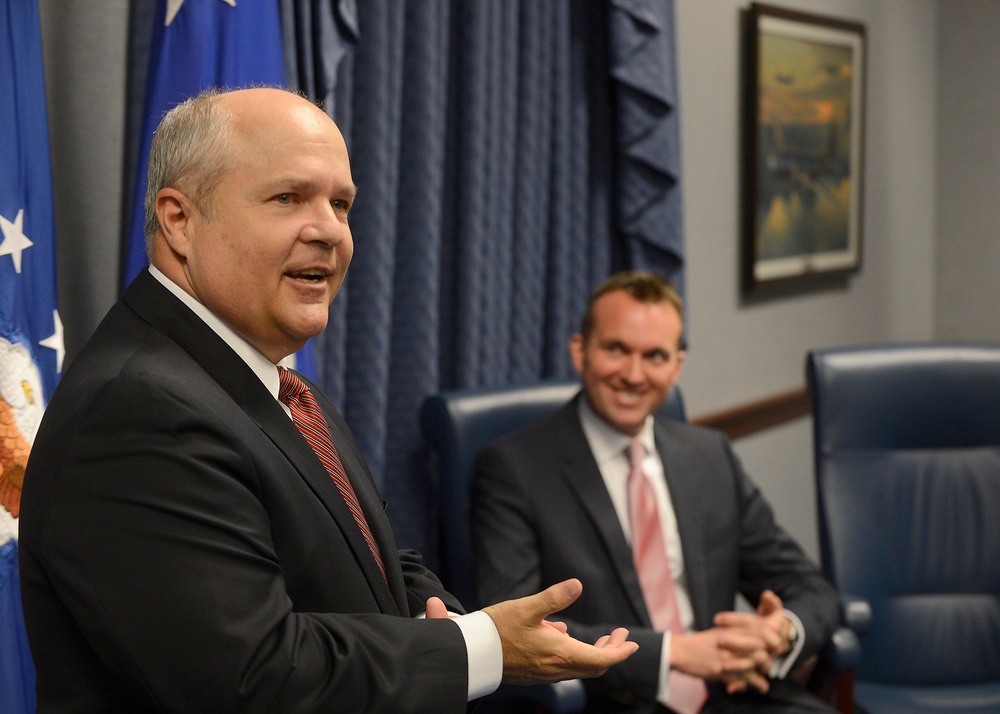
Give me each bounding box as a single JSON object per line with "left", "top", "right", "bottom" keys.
{"left": 691, "top": 387, "right": 811, "bottom": 440}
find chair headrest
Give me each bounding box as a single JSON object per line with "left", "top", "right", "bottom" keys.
{"left": 808, "top": 342, "right": 1000, "bottom": 449}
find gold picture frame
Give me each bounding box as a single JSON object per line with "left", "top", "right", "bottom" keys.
{"left": 742, "top": 3, "right": 866, "bottom": 294}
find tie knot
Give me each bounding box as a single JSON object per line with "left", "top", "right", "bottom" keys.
{"left": 627, "top": 441, "right": 646, "bottom": 471}
{"left": 277, "top": 366, "right": 307, "bottom": 405}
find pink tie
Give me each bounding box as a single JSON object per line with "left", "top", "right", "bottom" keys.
{"left": 627, "top": 442, "right": 708, "bottom": 714}
{"left": 278, "top": 367, "right": 387, "bottom": 582}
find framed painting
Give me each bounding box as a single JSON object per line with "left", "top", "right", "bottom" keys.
{"left": 742, "top": 3, "right": 865, "bottom": 293}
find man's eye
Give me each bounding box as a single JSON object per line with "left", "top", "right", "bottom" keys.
{"left": 332, "top": 199, "right": 349, "bottom": 211}
{"left": 275, "top": 194, "right": 293, "bottom": 204}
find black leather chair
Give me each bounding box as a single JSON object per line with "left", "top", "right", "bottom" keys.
{"left": 808, "top": 342, "right": 1000, "bottom": 713}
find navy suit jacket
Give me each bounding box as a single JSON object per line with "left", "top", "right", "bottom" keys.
{"left": 472, "top": 395, "right": 838, "bottom": 713}
{"left": 20, "top": 270, "right": 469, "bottom": 713}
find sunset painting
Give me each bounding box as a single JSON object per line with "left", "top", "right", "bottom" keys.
{"left": 746, "top": 6, "right": 865, "bottom": 289}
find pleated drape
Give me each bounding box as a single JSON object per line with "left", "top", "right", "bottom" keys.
{"left": 329, "top": 2, "right": 625, "bottom": 557}
{"left": 610, "top": 0, "right": 685, "bottom": 292}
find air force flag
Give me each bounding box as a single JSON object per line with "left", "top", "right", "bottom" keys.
{"left": 1, "top": 1, "right": 56, "bottom": 709}
{"left": 1, "top": 0, "right": 63, "bottom": 524}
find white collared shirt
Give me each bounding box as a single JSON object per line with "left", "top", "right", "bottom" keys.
{"left": 577, "top": 397, "right": 695, "bottom": 631}
{"left": 576, "top": 397, "right": 691, "bottom": 704}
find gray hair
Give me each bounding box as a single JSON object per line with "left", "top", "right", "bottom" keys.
{"left": 142, "top": 88, "right": 235, "bottom": 257}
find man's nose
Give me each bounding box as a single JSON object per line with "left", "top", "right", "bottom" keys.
{"left": 300, "top": 201, "right": 347, "bottom": 245}
{"left": 622, "top": 354, "right": 644, "bottom": 383}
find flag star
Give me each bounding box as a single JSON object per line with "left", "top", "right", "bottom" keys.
{"left": 0, "top": 209, "right": 34, "bottom": 274}
{"left": 39, "top": 309, "right": 65, "bottom": 374}
{"left": 165, "top": 0, "right": 236, "bottom": 27}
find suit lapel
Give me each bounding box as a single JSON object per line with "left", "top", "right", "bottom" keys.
{"left": 252, "top": 387, "right": 402, "bottom": 616}
{"left": 554, "top": 402, "right": 652, "bottom": 626}
{"left": 309, "top": 386, "right": 410, "bottom": 615}
{"left": 655, "top": 420, "right": 711, "bottom": 629}
{"left": 122, "top": 271, "right": 401, "bottom": 615}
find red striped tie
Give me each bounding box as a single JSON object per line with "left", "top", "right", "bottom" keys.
{"left": 277, "top": 367, "right": 387, "bottom": 581}
{"left": 627, "top": 441, "right": 707, "bottom": 714}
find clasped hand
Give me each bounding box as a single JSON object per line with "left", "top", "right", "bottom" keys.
{"left": 672, "top": 589, "right": 792, "bottom": 695}
{"left": 426, "top": 578, "right": 638, "bottom": 685}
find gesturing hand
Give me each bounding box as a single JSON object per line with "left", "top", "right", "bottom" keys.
{"left": 482, "top": 578, "right": 639, "bottom": 685}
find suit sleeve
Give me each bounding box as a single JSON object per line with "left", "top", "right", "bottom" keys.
{"left": 399, "top": 547, "right": 465, "bottom": 615}
{"left": 722, "top": 435, "right": 840, "bottom": 666}
{"left": 30, "top": 373, "right": 469, "bottom": 714}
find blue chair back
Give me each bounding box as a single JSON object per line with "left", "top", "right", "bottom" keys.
{"left": 808, "top": 343, "right": 1000, "bottom": 713}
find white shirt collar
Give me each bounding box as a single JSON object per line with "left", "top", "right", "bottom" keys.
{"left": 147, "top": 265, "right": 281, "bottom": 400}
{"left": 577, "top": 395, "right": 656, "bottom": 467}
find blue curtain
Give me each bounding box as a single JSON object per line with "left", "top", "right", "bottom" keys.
{"left": 283, "top": 0, "right": 683, "bottom": 561}
{"left": 126, "top": 0, "right": 683, "bottom": 565}
{"left": 315, "top": 2, "right": 618, "bottom": 559}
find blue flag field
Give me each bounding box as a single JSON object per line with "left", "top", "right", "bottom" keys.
{"left": 1, "top": 0, "right": 62, "bottom": 709}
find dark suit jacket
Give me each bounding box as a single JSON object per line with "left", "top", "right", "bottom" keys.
{"left": 472, "top": 396, "right": 838, "bottom": 713}
{"left": 19, "top": 270, "right": 469, "bottom": 713}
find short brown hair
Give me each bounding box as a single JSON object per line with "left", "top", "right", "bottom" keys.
{"left": 579, "top": 271, "right": 685, "bottom": 347}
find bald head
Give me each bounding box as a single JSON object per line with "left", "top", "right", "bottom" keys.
{"left": 222, "top": 87, "right": 339, "bottom": 140}
{"left": 143, "top": 87, "right": 345, "bottom": 258}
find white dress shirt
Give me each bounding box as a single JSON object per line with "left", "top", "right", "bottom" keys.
{"left": 577, "top": 398, "right": 690, "bottom": 705}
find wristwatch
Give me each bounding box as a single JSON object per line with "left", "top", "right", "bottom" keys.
{"left": 786, "top": 620, "right": 799, "bottom": 651}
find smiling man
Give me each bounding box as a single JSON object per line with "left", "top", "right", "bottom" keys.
{"left": 472, "top": 271, "right": 840, "bottom": 714}
{"left": 17, "top": 88, "right": 637, "bottom": 713}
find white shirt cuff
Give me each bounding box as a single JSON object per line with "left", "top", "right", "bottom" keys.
{"left": 770, "top": 609, "right": 806, "bottom": 679}
{"left": 453, "top": 610, "right": 503, "bottom": 700}
{"left": 656, "top": 631, "right": 672, "bottom": 706}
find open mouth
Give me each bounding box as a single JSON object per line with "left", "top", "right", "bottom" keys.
{"left": 288, "top": 270, "right": 327, "bottom": 283}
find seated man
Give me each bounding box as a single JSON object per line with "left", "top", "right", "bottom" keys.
{"left": 472, "top": 271, "right": 839, "bottom": 714}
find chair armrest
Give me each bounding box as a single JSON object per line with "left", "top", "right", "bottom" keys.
{"left": 818, "top": 594, "right": 870, "bottom": 673}
{"left": 808, "top": 595, "right": 870, "bottom": 714}
{"left": 822, "top": 625, "right": 861, "bottom": 672}
{"left": 839, "top": 594, "right": 872, "bottom": 637}
{"left": 529, "top": 680, "right": 586, "bottom": 712}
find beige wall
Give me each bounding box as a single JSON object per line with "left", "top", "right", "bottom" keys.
{"left": 40, "top": 0, "right": 129, "bottom": 356}
{"left": 675, "top": 0, "right": 940, "bottom": 560}
{"left": 936, "top": 0, "right": 1000, "bottom": 340}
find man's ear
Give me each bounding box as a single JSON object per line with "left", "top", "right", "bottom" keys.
{"left": 569, "top": 333, "right": 585, "bottom": 375}
{"left": 156, "top": 188, "right": 194, "bottom": 257}
{"left": 671, "top": 348, "right": 686, "bottom": 386}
